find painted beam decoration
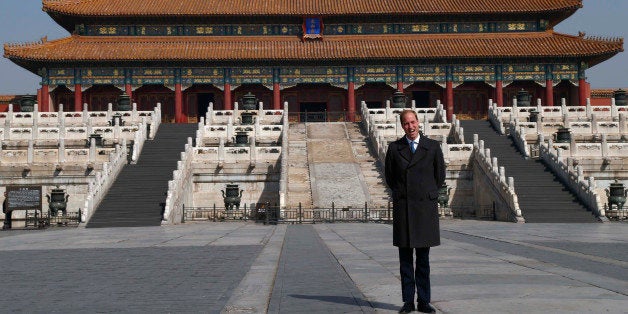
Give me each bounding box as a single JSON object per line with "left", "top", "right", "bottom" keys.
{"left": 81, "top": 21, "right": 544, "bottom": 37}
{"left": 132, "top": 68, "right": 175, "bottom": 85}
{"left": 552, "top": 64, "right": 578, "bottom": 81}
{"left": 355, "top": 66, "right": 396, "bottom": 84}
{"left": 49, "top": 68, "right": 74, "bottom": 86}
{"left": 182, "top": 68, "right": 223, "bottom": 85}
{"left": 503, "top": 64, "right": 546, "bottom": 81}
{"left": 82, "top": 68, "right": 124, "bottom": 85}
{"left": 452, "top": 65, "right": 495, "bottom": 82}
{"left": 281, "top": 67, "right": 346, "bottom": 85}
{"left": 231, "top": 68, "right": 273, "bottom": 85}
{"left": 403, "top": 66, "right": 447, "bottom": 82}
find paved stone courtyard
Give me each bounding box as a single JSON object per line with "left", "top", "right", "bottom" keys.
{"left": 0, "top": 221, "right": 626, "bottom": 313}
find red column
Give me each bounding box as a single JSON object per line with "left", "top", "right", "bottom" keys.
{"left": 74, "top": 84, "right": 82, "bottom": 111}
{"left": 273, "top": 83, "right": 281, "bottom": 110}
{"left": 37, "top": 88, "right": 43, "bottom": 111}
{"left": 496, "top": 80, "right": 504, "bottom": 107}
{"left": 175, "top": 83, "right": 183, "bottom": 123}
{"left": 579, "top": 78, "right": 587, "bottom": 106}
{"left": 41, "top": 84, "right": 50, "bottom": 112}
{"left": 446, "top": 81, "right": 454, "bottom": 121}
{"left": 347, "top": 82, "right": 356, "bottom": 122}
{"left": 125, "top": 84, "right": 133, "bottom": 101}
{"left": 224, "top": 83, "right": 232, "bottom": 110}
{"left": 397, "top": 81, "right": 404, "bottom": 92}
{"left": 546, "top": 80, "right": 554, "bottom": 107}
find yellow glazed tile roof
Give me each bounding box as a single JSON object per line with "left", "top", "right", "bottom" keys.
{"left": 4, "top": 32, "right": 622, "bottom": 64}
{"left": 42, "top": 0, "right": 582, "bottom": 16}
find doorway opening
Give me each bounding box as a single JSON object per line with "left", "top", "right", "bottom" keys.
{"left": 299, "top": 102, "right": 327, "bottom": 122}
{"left": 412, "top": 91, "right": 431, "bottom": 108}
{"left": 197, "top": 93, "right": 214, "bottom": 121}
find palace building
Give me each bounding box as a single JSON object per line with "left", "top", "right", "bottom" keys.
{"left": 3, "top": 0, "right": 624, "bottom": 122}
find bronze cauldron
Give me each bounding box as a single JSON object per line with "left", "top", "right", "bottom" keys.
{"left": 46, "top": 187, "right": 69, "bottom": 216}
{"left": 221, "top": 184, "right": 243, "bottom": 210}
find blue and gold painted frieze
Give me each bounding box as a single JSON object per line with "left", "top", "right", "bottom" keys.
{"left": 48, "top": 68, "right": 75, "bottom": 86}
{"left": 552, "top": 64, "right": 579, "bottom": 81}
{"left": 355, "top": 67, "right": 396, "bottom": 84}
{"left": 132, "top": 68, "right": 175, "bottom": 85}
{"left": 280, "top": 67, "right": 347, "bottom": 85}
{"left": 452, "top": 65, "right": 496, "bottom": 82}
{"left": 182, "top": 68, "right": 224, "bottom": 85}
{"left": 403, "top": 66, "right": 447, "bottom": 82}
{"left": 46, "top": 63, "right": 579, "bottom": 86}
{"left": 82, "top": 20, "right": 544, "bottom": 37}
{"left": 232, "top": 68, "right": 274, "bottom": 85}
{"left": 81, "top": 68, "right": 125, "bottom": 85}
{"left": 503, "top": 64, "right": 546, "bottom": 81}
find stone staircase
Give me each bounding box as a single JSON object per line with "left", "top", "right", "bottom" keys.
{"left": 460, "top": 120, "right": 598, "bottom": 223}
{"left": 286, "top": 123, "right": 314, "bottom": 208}
{"left": 345, "top": 122, "right": 391, "bottom": 208}
{"left": 86, "top": 123, "right": 198, "bottom": 228}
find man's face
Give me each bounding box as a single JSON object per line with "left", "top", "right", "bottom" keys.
{"left": 401, "top": 112, "right": 419, "bottom": 140}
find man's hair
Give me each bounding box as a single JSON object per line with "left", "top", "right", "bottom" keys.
{"left": 399, "top": 110, "right": 418, "bottom": 123}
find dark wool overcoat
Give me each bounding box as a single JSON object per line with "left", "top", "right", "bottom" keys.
{"left": 385, "top": 135, "right": 446, "bottom": 248}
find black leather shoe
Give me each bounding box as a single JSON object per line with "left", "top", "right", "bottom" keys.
{"left": 416, "top": 302, "right": 435, "bottom": 313}
{"left": 398, "top": 302, "right": 415, "bottom": 313}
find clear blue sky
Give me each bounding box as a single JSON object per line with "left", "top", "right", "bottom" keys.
{"left": 0, "top": 0, "right": 626, "bottom": 94}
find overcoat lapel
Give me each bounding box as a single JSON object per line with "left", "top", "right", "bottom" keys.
{"left": 397, "top": 139, "right": 413, "bottom": 163}
{"left": 409, "top": 139, "right": 429, "bottom": 167}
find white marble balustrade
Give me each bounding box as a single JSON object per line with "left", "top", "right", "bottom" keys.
{"left": 1, "top": 103, "right": 161, "bottom": 129}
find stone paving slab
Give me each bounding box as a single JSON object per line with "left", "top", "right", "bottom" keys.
{"left": 1, "top": 220, "right": 627, "bottom": 313}
{"left": 315, "top": 221, "right": 628, "bottom": 313}
{"left": 268, "top": 225, "right": 373, "bottom": 313}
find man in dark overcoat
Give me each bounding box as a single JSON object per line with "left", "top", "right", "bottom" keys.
{"left": 385, "top": 110, "right": 445, "bottom": 313}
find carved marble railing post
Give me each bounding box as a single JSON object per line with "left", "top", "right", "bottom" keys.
{"left": 58, "top": 138, "right": 65, "bottom": 163}
{"left": 113, "top": 118, "right": 121, "bottom": 141}
{"left": 611, "top": 98, "right": 618, "bottom": 119}
{"left": 422, "top": 114, "right": 430, "bottom": 136}
{"left": 107, "top": 103, "right": 113, "bottom": 120}
{"left": 218, "top": 138, "right": 225, "bottom": 166}
{"left": 227, "top": 116, "right": 234, "bottom": 143}
{"left": 89, "top": 138, "right": 96, "bottom": 163}
{"left": 569, "top": 136, "right": 577, "bottom": 157}
{"left": 395, "top": 113, "right": 402, "bottom": 137}
{"left": 619, "top": 113, "right": 626, "bottom": 135}
{"left": 7, "top": 104, "right": 13, "bottom": 125}
{"left": 58, "top": 104, "right": 64, "bottom": 126}
{"left": 591, "top": 113, "right": 598, "bottom": 134}
{"left": 33, "top": 103, "right": 39, "bottom": 126}
{"left": 27, "top": 140, "right": 34, "bottom": 164}
{"left": 250, "top": 135, "right": 256, "bottom": 167}
{"left": 206, "top": 102, "right": 214, "bottom": 125}
{"left": 132, "top": 103, "right": 138, "bottom": 122}
{"left": 82, "top": 103, "right": 89, "bottom": 124}
{"left": 31, "top": 122, "right": 38, "bottom": 141}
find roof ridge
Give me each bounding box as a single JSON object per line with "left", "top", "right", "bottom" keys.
{"left": 551, "top": 31, "right": 624, "bottom": 45}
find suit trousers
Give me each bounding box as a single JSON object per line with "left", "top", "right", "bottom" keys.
{"left": 398, "top": 247, "right": 431, "bottom": 304}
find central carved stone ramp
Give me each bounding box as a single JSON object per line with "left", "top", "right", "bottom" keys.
{"left": 86, "top": 124, "right": 198, "bottom": 228}
{"left": 306, "top": 122, "right": 370, "bottom": 208}
{"left": 345, "top": 122, "right": 391, "bottom": 208}
{"left": 460, "top": 120, "right": 597, "bottom": 223}
{"left": 286, "top": 123, "right": 314, "bottom": 208}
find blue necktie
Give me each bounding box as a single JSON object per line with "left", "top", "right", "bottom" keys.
{"left": 410, "top": 142, "right": 416, "bottom": 153}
